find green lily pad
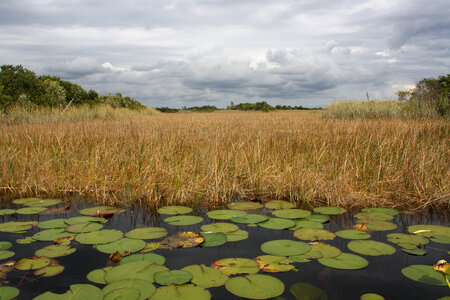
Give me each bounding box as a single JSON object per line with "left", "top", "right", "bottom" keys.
{"left": 304, "top": 242, "right": 341, "bottom": 259}
{"left": 125, "top": 227, "right": 168, "bottom": 240}
{"left": 430, "top": 235, "right": 450, "bottom": 244}
{"left": 201, "top": 232, "right": 227, "bottom": 247}
{"left": 293, "top": 228, "right": 336, "bottom": 241}
{"left": 360, "top": 293, "right": 385, "bottom": 300}
{"left": 154, "top": 270, "right": 193, "bottom": 285}
{"left": 157, "top": 206, "right": 193, "bottom": 215}
{"left": 0, "top": 286, "right": 19, "bottom": 300}
{"left": 290, "top": 282, "right": 328, "bottom": 300}
{"left": 305, "top": 214, "right": 330, "bottom": 223}
{"left": 362, "top": 220, "right": 397, "bottom": 231}
{"left": 150, "top": 284, "right": 211, "bottom": 300}
{"left": 78, "top": 206, "right": 119, "bottom": 216}
{"left": 16, "top": 236, "right": 36, "bottom": 244}
{"left": 34, "top": 284, "right": 103, "bottom": 300}
{"left": 261, "top": 240, "right": 311, "bottom": 256}
{"left": 66, "top": 222, "right": 103, "bottom": 233}
{"left": 231, "top": 214, "right": 269, "bottom": 224}
{"left": 386, "top": 233, "right": 429, "bottom": 248}
{"left": 75, "top": 229, "right": 123, "bottom": 245}
{"left": 354, "top": 212, "right": 394, "bottom": 221}
{"left": 255, "top": 255, "right": 295, "bottom": 273}
{"left": 0, "top": 251, "right": 14, "bottom": 260}
{"left": 34, "top": 264, "right": 64, "bottom": 277}
{"left": 226, "top": 230, "right": 249, "bottom": 242}
{"left": 401, "top": 265, "right": 447, "bottom": 286}
{"left": 162, "top": 232, "right": 204, "bottom": 249}
{"left": 35, "top": 244, "right": 76, "bottom": 258}
{"left": 0, "top": 209, "right": 15, "bottom": 216}
{"left": 201, "top": 223, "right": 239, "bottom": 233}
{"left": 15, "top": 256, "right": 51, "bottom": 270}
{"left": 20, "top": 198, "right": 62, "bottom": 207}
{"left": 95, "top": 237, "right": 146, "bottom": 254}
{"left": 64, "top": 216, "right": 108, "bottom": 225}
{"left": 104, "top": 288, "right": 140, "bottom": 300}
{"left": 37, "top": 219, "right": 68, "bottom": 229}
{"left": 335, "top": 230, "right": 371, "bottom": 240}
{"left": 33, "top": 228, "right": 74, "bottom": 241}
{"left": 120, "top": 253, "right": 166, "bottom": 265}
{"left": 0, "top": 221, "right": 36, "bottom": 232}
{"left": 16, "top": 206, "right": 47, "bottom": 214}
{"left": 103, "top": 278, "right": 156, "bottom": 300}
{"left": 87, "top": 267, "right": 113, "bottom": 284}
{"left": 265, "top": 200, "right": 296, "bottom": 209}
{"left": 272, "top": 209, "right": 311, "bottom": 219}
{"left": 206, "top": 209, "right": 247, "bottom": 220}
{"left": 0, "top": 242, "right": 12, "bottom": 251}
{"left": 318, "top": 253, "right": 369, "bottom": 270}
{"left": 289, "top": 254, "right": 312, "bottom": 263}
{"left": 289, "top": 220, "right": 323, "bottom": 230}
{"left": 225, "top": 274, "right": 285, "bottom": 299}
{"left": 211, "top": 258, "right": 259, "bottom": 276}
{"left": 181, "top": 264, "right": 229, "bottom": 288}
{"left": 105, "top": 261, "right": 168, "bottom": 283}
{"left": 408, "top": 224, "right": 450, "bottom": 238}
{"left": 258, "top": 218, "right": 296, "bottom": 230}
{"left": 164, "top": 215, "right": 203, "bottom": 226}
{"left": 402, "top": 248, "right": 428, "bottom": 256}
{"left": 12, "top": 197, "right": 41, "bottom": 205}
{"left": 313, "top": 206, "right": 346, "bottom": 215}
{"left": 347, "top": 240, "right": 396, "bottom": 256}
{"left": 361, "top": 207, "right": 399, "bottom": 216}
{"left": 227, "top": 202, "right": 263, "bottom": 210}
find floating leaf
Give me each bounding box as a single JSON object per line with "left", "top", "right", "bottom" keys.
{"left": 289, "top": 255, "right": 311, "bottom": 263}
{"left": 290, "top": 282, "right": 328, "bottom": 300}
{"left": 261, "top": 240, "right": 311, "bottom": 256}
{"left": 120, "top": 253, "right": 166, "bottom": 265}
{"left": 431, "top": 235, "right": 450, "bottom": 244}
{"left": 54, "top": 235, "right": 75, "bottom": 245}
{"left": 258, "top": 218, "right": 296, "bottom": 230}
{"left": 305, "top": 214, "right": 330, "bottom": 223}
{"left": 272, "top": 209, "right": 311, "bottom": 219}
{"left": 103, "top": 278, "right": 156, "bottom": 300}
{"left": 313, "top": 206, "right": 346, "bottom": 215}
{"left": 401, "top": 265, "right": 447, "bottom": 286}
{"left": 354, "top": 212, "right": 394, "bottom": 221}
{"left": 408, "top": 225, "right": 450, "bottom": 238}
{"left": 206, "top": 210, "right": 247, "bottom": 220}
{"left": 154, "top": 270, "right": 193, "bottom": 285}
{"left": 361, "top": 221, "right": 397, "bottom": 231}
{"left": 35, "top": 244, "right": 76, "bottom": 258}
{"left": 104, "top": 288, "right": 140, "bottom": 300}
{"left": 227, "top": 202, "right": 263, "bottom": 210}
{"left": 78, "top": 206, "right": 119, "bottom": 216}
{"left": 265, "top": 200, "right": 295, "bottom": 209}
{"left": 34, "top": 264, "right": 64, "bottom": 277}
{"left": 293, "top": 228, "right": 336, "bottom": 241}
{"left": 304, "top": 242, "right": 341, "bottom": 259}
{"left": 37, "top": 219, "right": 68, "bottom": 229}
{"left": 139, "top": 242, "right": 168, "bottom": 253}
{"left": 125, "top": 227, "right": 168, "bottom": 240}
{"left": 289, "top": 220, "right": 323, "bottom": 230}
{"left": 12, "top": 197, "right": 41, "bottom": 205}
{"left": 66, "top": 222, "right": 103, "bottom": 233}
{"left": 361, "top": 207, "right": 399, "bottom": 216}
{"left": 16, "top": 236, "right": 36, "bottom": 244}
{"left": 201, "top": 223, "right": 239, "bottom": 233}
{"left": 75, "top": 229, "right": 123, "bottom": 245}
{"left": 150, "top": 284, "right": 211, "bottom": 300}
{"left": 0, "top": 251, "right": 14, "bottom": 260}
{"left": 15, "top": 256, "right": 51, "bottom": 270}
{"left": 87, "top": 267, "right": 112, "bottom": 284}
{"left": 0, "top": 242, "right": 12, "bottom": 251}
{"left": 64, "top": 216, "right": 108, "bottom": 225}
{"left": 157, "top": 205, "right": 193, "bottom": 215}
{"left": 33, "top": 228, "right": 73, "bottom": 241}
{"left": 255, "top": 255, "right": 295, "bottom": 273}
{"left": 318, "top": 253, "right": 369, "bottom": 270}
{"left": 105, "top": 261, "right": 168, "bottom": 283}
{"left": 162, "top": 232, "right": 204, "bottom": 249}
{"left": 0, "top": 209, "right": 15, "bottom": 216}
{"left": 347, "top": 240, "right": 396, "bottom": 256}
{"left": 201, "top": 232, "right": 227, "bottom": 247}
{"left": 34, "top": 284, "right": 103, "bottom": 300}
{"left": 164, "top": 215, "right": 203, "bottom": 226}
{"left": 226, "top": 230, "right": 249, "bottom": 242}
{"left": 181, "top": 264, "right": 229, "bottom": 288}
{"left": 0, "top": 221, "right": 36, "bottom": 233}
{"left": 20, "top": 198, "right": 62, "bottom": 207}
{"left": 225, "top": 274, "right": 285, "bottom": 299}
{"left": 335, "top": 230, "right": 371, "bottom": 240}
{"left": 360, "top": 293, "right": 385, "bottom": 300}
{"left": 402, "top": 248, "right": 427, "bottom": 256}
{"left": 211, "top": 258, "right": 259, "bottom": 276}
{"left": 231, "top": 214, "right": 269, "bottom": 224}
{"left": 386, "top": 233, "right": 429, "bottom": 248}
{"left": 16, "top": 206, "right": 47, "bottom": 214}
{"left": 0, "top": 286, "right": 19, "bottom": 300}
{"left": 95, "top": 238, "right": 146, "bottom": 254}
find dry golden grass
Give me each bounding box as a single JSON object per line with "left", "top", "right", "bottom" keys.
{"left": 0, "top": 110, "right": 448, "bottom": 209}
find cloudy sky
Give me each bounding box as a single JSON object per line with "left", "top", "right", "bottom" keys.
{"left": 1, "top": 0, "right": 449, "bottom": 108}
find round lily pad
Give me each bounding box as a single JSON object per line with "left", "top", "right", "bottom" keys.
{"left": 0, "top": 221, "right": 37, "bottom": 232}
{"left": 361, "top": 207, "right": 399, "bottom": 216}
{"left": 206, "top": 209, "right": 247, "bottom": 220}
{"left": 402, "top": 248, "right": 427, "bottom": 256}
{"left": 78, "top": 206, "right": 119, "bottom": 216}
{"left": 265, "top": 200, "right": 295, "bottom": 209}
{"left": 37, "top": 219, "right": 68, "bottom": 229}
{"left": 34, "top": 264, "right": 64, "bottom": 277}
{"left": 75, "top": 229, "right": 123, "bottom": 245}
{"left": 226, "top": 230, "right": 249, "bottom": 242}
{"left": 0, "top": 251, "right": 14, "bottom": 260}
{"left": 305, "top": 214, "right": 330, "bottom": 223}
{"left": 272, "top": 209, "right": 311, "bottom": 219}
{"left": 95, "top": 238, "right": 146, "bottom": 254}
{"left": 0, "top": 286, "right": 19, "bottom": 300}
{"left": 401, "top": 265, "right": 447, "bottom": 286}
{"left": 87, "top": 267, "right": 112, "bottom": 284}
{"left": 0, "top": 209, "right": 15, "bottom": 216}
{"left": 120, "top": 253, "right": 166, "bottom": 265}
{"left": 225, "top": 274, "right": 285, "bottom": 299}
{"left": 407, "top": 224, "right": 450, "bottom": 238}
{"left": 360, "top": 293, "right": 385, "bottom": 300}
{"left": 181, "top": 264, "right": 229, "bottom": 288}
{"left": 0, "top": 242, "right": 12, "bottom": 251}
{"left": 231, "top": 214, "right": 269, "bottom": 224}
{"left": 289, "top": 254, "right": 312, "bottom": 263}
{"left": 105, "top": 261, "right": 168, "bottom": 283}
{"left": 336, "top": 230, "right": 371, "bottom": 240}
{"left": 347, "top": 240, "right": 396, "bottom": 256}
{"left": 362, "top": 221, "right": 397, "bottom": 231}
{"left": 104, "top": 288, "right": 140, "bottom": 300}
{"left": 313, "top": 206, "right": 346, "bottom": 215}
{"left": 227, "top": 202, "right": 263, "bottom": 210}
{"left": 20, "top": 198, "right": 62, "bottom": 207}
{"left": 35, "top": 244, "right": 76, "bottom": 258}
{"left": 125, "top": 227, "right": 168, "bottom": 240}
{"left": 164, "top": 215, "right": 203, "bottom": 226}
{"left": 354, "top": 212, "right": 394, "bottom": 221}
{"left": 304, "top": 242, "right": 342, "bottom": 259}
{"left": 201, "top": 232, "right": 227, "bottom": 247}
{"left": 386, "top": 233, "right": 429, "bottom": 248}
{"left": 162, "top": 232, "right": 204, "bottom": 249}
{"left": 157, "top": 206, "right": 193, "bottom": 215}
{"left": 290, "top": 282, "right": 328, "bottom": 300}
{"left": 33, "top": 228, "right": 74, "bottom": 241}
{"left": 12, "top": 197, "right": 41, "bottom": 205}
{"left": 318, "top": 253, "right": 369, "bottom": 270}
{"left": 34, "top": 284, "right": 103, "bottom": 300}
{"left": 293, "top": 228, "right": 336, "bottom": 241}
{"left": 430, "top": 235, "right": 450, "bottom": 244}
{"left": 201, "top": 223, "right": 238, "bottom": 234}
{"left": 255, "top": 255, "right": 295, "bottom": 273}
{"left": 154, "top": 270, "right": 193, "bottom": 285}
{"left": 103, "top": 278, "right": 156, "bottom": 300}
{"left": 289, "top": 220, "right": 323, "bottom": 230}
{"left": 15, "top": 256, "right": 51, "bottom": 270}
{"left": 16, "top": 206, "right": 47, "bottom": 214}
{"left": 66, "top": 222, "right": 103, "bottom": 233}
{"left": 16, "top": 236, "right": 36, "bottom": 244}
{"left": 150, "top": 284, "right": 211, "bottom": 300}
{"left": 211, "top": 258, "right": 259, "bottom": 276}
{"left": 261, "top": 240, "right": 311, "bottom": 256}
{"left": 64, "top": 216, "right": 108, "bottom": 225}
{"left": 258, "top": 218, "right": 296, "bottom": 230}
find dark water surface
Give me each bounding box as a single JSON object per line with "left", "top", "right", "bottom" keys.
{"left": 0, "top": 197, "right": 449, "bottom": 300}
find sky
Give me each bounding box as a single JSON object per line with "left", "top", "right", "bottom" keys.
{"left": 1, "top": 0, "right": 449, "bottom": 108}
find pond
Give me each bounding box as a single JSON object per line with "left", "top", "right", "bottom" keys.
{"left": 0, "top": 197, "right": 449, "bottom": 299}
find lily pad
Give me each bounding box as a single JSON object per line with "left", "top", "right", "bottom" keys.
{"left": 347, "top": 240, "right": 396, "bottom": 256}
{"left": 16, "top": 236, "right": 36, "bottom": 244}
{"left": 293, "top": 228, "right": 336, "bottom": 241}
{"left": 66, "top": 222, "right": 103, "bottom": 233}
{"left": 402, "top": 248, "right": 428, "bottom": 256}
{"left": 154, "top": 270, "right": 193, "bottom": 285}
{"left": 304, "top": 242, "right": 341, "bottom": 259}
{"left": 289, "top": 254, "right": 312, "bottom": 263}
{"left": 157, "top": 206, "right": 193, "bottom": 215}
{"left": 12, "top": 197, "right": 41, "bottom": 205}
{"left": 0, "top": 242, "right": 12, "bottom": 251}
{"left": 34, "top": 284, "right": 103, "bottom": 300}
{"left": 20, "top": 198, "right": 62, "bottom": 207}
{"left": 226, "top": 230, "right": 249, "bottom": 242}
{"left": 35, "top": 244, "right": 76, "bottom": 258}
{"left": 95, "top": 238, "right": 146, "bottom": 254}
{"left": 227, "top": 202, "right": 263, "bottom": 210}
{"left": 255, "top": 255, "right": 295, "bottom": 273}
{"left": 360, "top": 293, "right": 385, "bottom": 300}
{"left": 162, "top": 232, "right": 205, "bottom": 249}
{"left": 104, "top": 288, "right": 140, "bottom": 300}
{"left": 225, "top": 274, "right": 285, "bottom": 299}
{"left": 272, "top": 209, "right": 311, "bottom": 219}
{"left": 105, "top": 261, "right": 168, "bottom": 283}
{"left": 75, "top": 229, "right": 123, "bottom": 245}
{"left": 125, "top": 227, "right": 168, "bottom": 240}
{"left": 0, "top": 221, "right": 36, "bottom": 232}
{"left": 407, "top": 224, "right": 450, "bottom": 238}
{"left": 290, "top": 282, "right": 328, "bottom": 300}
{"left": 0, "top": 209, "right": 15, "bottom": 216}
{"left": 258, "top": 218, "right": 296, "bottom": 230}
{"left": 201, "top": 232, "right": 227, "bottom": 247}
{"left": 181, "top": 264, "right": 229, "bottom": 288}
{"left": 34, "top": 264, "right": 64, "bottom": 277}
{"left": 361, "top": 221, "right": 397, "bottom": 231}
{"left": 318, "top": 253, "right": 369, "bottom": 270}
{"left": 0, "top": 286, "right": 19, "bottom": 300}
{"left": 0, "top": 251, "right": 14, "bottom": 260}
{"left": 430, "top": 235, "right": 450, "bottom": 244}
{"left": 120, "top": 253, "right": 166, "bottom": 265}
{"left": 15, "top": 256, "right": 51, "bottom": 270}
{"left": 361, "top": 207, "right": 399, "bottom": 216}
{"left": 150, "top": 284, "right": 211, "bottom": 300}
{"left": 265, "top": 200, "right": 295, "bottom": 209}
{"left": 78, "top": 206, "right": 119, "bottom": 216}
{"left": 206, "top": 209, "right": 247, "bottom": 220}
{"left": 164, "top": 215, "right": 203, "bottom": 226}
{"left": 305, "top": 214, "right": 330, "bottom": 223}
{"left": 33, "top": 228, "right": 74, "bottom": 241}
{"left": 335, "top": 230, "right": 371, "bottom": 240}
{"left": 313, "top": 206, "right": 346, "bottom": 215}
{"left": 37, "top": 219, "right": 68, "bottom": 229}
{"left": 16, "top": 206, "right": 47, "bottom": 214}
{"left": 64, "top": 216, "right": 108, "bottom": 225}
{"left": 211, "top": 258, "right": 259, "bottom": 276}
{"left": 289, "top": 220, "right": 323, "bottom": 230}
{"left": 231, "top": 214, "right": 269, "bottom": 224}
{"left": 386, "top": 233, "right": 429, "bottom": 248}
{"left": 87, "top": 267, "right": 113, "bottom": 284}
{"left": 103, "top": 278, "right": 156, "bottom": 300}
{"left": 354, "top": 212, "right": 394, "bottom": 221}
{"left": 139, "top": 242, "right": 168, "bottom": 253}
{"left": 201, "top": 223, "right": 239, "bottom": 233}
{"left": 401, "top": 264, "right": 447, "bottom": 286}
{"left": 261, "top": 240, "right": 311, "bottom": 256}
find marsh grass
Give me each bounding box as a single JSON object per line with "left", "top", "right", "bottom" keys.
{"left": 0, "top": 110, "right": 448, "bottom": 209}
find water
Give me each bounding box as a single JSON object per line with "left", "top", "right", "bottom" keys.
{"left": 0, "top": 197, "right": 449, "bottom": 299}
